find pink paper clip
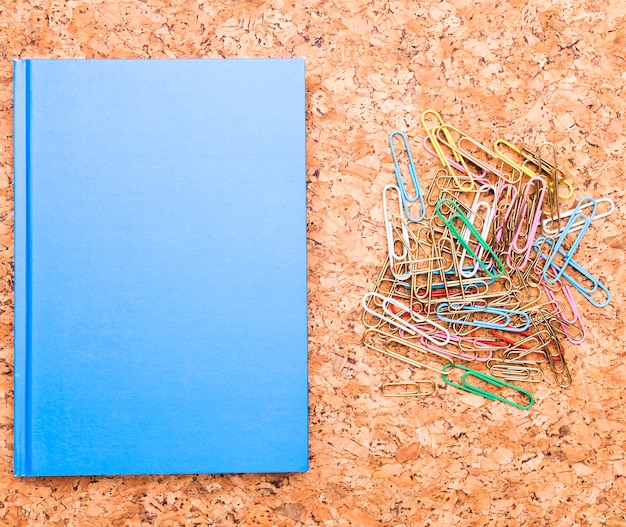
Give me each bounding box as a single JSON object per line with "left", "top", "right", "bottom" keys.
{"left": 507, "top": 176, "right": 546, "bottom": 270}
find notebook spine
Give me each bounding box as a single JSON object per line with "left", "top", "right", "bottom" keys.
{"left": 13, "top": 59, "right": 32, "bottom": 476}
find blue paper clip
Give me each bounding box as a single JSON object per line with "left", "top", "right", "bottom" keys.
{"left": 389, "top": 131, "right": 426, "bottom": 222}
{"left": 535, "top": 237, "right": 610, "bottom": 308}
{"left": 435, "top": 303, "right": 531, "bottom": 332}
{"left": 542, "top": 196, "right": 597, "bottom": 284}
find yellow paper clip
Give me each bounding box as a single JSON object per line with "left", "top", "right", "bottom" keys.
{"left": 421, "top": 109, "right": 475, "bottom": 191}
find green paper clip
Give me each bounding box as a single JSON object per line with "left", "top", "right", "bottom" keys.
{"left": 441, "top": 363, "right": 535, "bottom": 410}
{"left": 435, "top": 198, "right": 505, "bottom": 279}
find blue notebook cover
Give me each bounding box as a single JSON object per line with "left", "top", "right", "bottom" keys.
{"left": 13, "top": 58, "right": 308, "bottom": 476}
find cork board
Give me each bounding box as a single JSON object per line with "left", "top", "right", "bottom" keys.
{"left": 0, "top": 0, "right": 625, "bottom": 526}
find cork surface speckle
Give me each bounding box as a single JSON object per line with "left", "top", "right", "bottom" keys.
{"left": 1, "top": 0, "right": 625, "bottom": 525}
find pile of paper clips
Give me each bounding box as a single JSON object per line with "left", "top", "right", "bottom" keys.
{"left": 361, "top": 109, "right": 614, "bottom": 410}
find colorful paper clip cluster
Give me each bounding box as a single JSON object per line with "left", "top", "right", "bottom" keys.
{"left": 362, "top": 110, "right": 614, "bottom": 409}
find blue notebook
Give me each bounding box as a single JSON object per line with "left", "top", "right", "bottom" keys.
{"left": 13, "top": 58, "right": 308, "bottom": 476}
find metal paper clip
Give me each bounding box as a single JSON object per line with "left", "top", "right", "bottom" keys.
{"left": 543, "top": 333, "right": 572, "bottom": 388}
{"left": 527, "top": 142, "right": 574, "bottom": 200}
{"left": 380, "top": 380, "right": 436, "bottom": 397}
{"left": 487, "top": 359, "right": 544, "bottom": 383}
{"left": 542, "top": 282, "right": 587, "bottom": 344}
{"left": 384, "top": 336, "right": 455, "bottom": 375}
{"left": 492, "top": 183, "right": 519, "bottom": 255}
{"left": 536, "top": 142, "right": 562, "bottom": 234}
{"left": 420, "top": 333, "right": 482, "bottom": 362}
{"left": 527, "top": 311, "right": 572, "bottom": 388}
{"left": 491, "top": 327, "right": 547, "bottom": 362}
{"left": 362, "top": 327, "right": 454, "bottom": 376}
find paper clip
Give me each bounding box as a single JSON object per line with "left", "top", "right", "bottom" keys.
{"left": 493, "top": 139, "right": 537, "bottom": 178}
{"left": 382, "top": 184, "right": 413, "bottom": 280}
{"left": 542, "top": 282, "right": 587, "bottom": 344}
{"left": 439, "top": 126, "right": 521, "bottom": 184}
{"left": 458, "top": 185, "right": 497, "bottom": 278}
{"left": 435, "top": 303, "right": 531, "bottom": 332}
{"left": 380, "top": 295, "right": 451, "bottom": 346}
{"left": 384, "top": 336, "right": 455, "bottom": 375}
{"left": 441, "top": 363, "right": 535, "bottom": 410}
{"left": 380, "top": 380, "right": 436, "bottom": 397}
{"left": 435, "top": 198, "right": 505, "bottom": 279}
{"left": 530, "top": 316, "right": 571, "bottom": 388}
{"left": 362, "top": 327, "right": 454, "bottom": 376}
{"left": 507, "top": 177, "right": 546, "bottom": 270}
{"left": 492, "top": 183, "right": 519, "bottom": 254}
{"left": 536, "top": 142, "right": 562, "bottom": 234}
{"left": 493, "top": 139, "right": 574, "bottom": 199}
{"left": 389, "top": 131, "right": 426, "bottom": 222}
{"left": 542, "top": 196, "right": 615, "bottom": 236}
{"left": 422, "top": 136, "right": 490, "bottom": 184}
{"left": 421, "top": 109, "right": 475, "bottom": 191}
{"left": 541, "top": 197, "right": 597, "bottom": 284}
{"left": 362, "top": 292, "right": 416, "bottom": 334}
{"left": 528, "top": 142, "right": 574, "bottom": 200}
{"left": 536, "top": 238, "right": 611, "bottom": 308}
{"left": 487, "top": 359, "right": 544, "bottom": 383}
{"left": 560, "top": 284, "right": 587, "bottom": 341}
{"left": 495, "top": 329, "right": 549, "bottom": 364}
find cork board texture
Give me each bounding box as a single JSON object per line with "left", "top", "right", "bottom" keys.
{"left": 0, "top": 0, "right": 625, "bottom": 526}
